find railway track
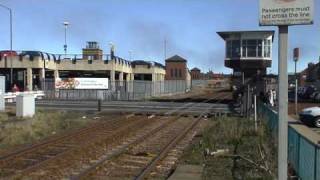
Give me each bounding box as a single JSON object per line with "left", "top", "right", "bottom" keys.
{"left": 69, "top": 92, "right": 231, "bottom": 180}
{"left": 0, "top": 90, "right": 232, "bottom": 179}
{"left": 0, "top": 115, "right": 154, "bottom": 177}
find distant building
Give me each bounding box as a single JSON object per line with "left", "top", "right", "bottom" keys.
{"left": 298, "top": 62, "right": 320, "bottom": 87}
{"left": 82, "top": 41, "right": 103, "bottom": 60}
{"left": 190, "top": 67, "right": 201, "bottom": 80}
{"left": 0, "top": 42, "right": 165, "bottom": 91}
{"left": 165, "top": 55, "right": 189, "bottom": 80}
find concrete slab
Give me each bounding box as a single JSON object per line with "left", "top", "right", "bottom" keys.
{"left": 168, "top": 165, "right": 202, "bottom": 180}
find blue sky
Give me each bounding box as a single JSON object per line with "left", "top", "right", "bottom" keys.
{"left": 0, "top": 0, "right": 319, "bottom": 74}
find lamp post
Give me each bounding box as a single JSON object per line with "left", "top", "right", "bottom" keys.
{"left": 129, "top": 50, "right": 133, "bottom": 61}
{"left": 0, "top": 4, "right": 13, "bottom": 87}
{"left": 63, "top": 21, "right": 69, "bottom": 57}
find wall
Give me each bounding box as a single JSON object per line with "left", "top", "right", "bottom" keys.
{"left": 165, "top": 62, "right": 187, "bottom": 80}
{"left": 259, "top": 103, "right": 320, "bottom": 180}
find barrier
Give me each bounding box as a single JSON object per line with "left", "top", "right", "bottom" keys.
{"left": 258, "top": 103, "right": 320, "bottom": 179}
{"left": 4, "top": 91, "right": 45, "bottom": 102}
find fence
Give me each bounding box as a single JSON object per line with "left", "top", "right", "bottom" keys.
{"left": 258, "top": 103, "right": 320, "bottom": 180}
{"left": 42, "top": 80, "right": 191, "bottom": 101}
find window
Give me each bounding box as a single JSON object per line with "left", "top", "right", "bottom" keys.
{"left": 226, "top": 41, "right": 232, "bottom": 58}
{"left": 264, "top": 39, "right": 271, "bottom": 58}
{"left": 179, "top": 69, "right": 182, "bottom": 77}
{"left": 175, "top": 68, "right": 178, "bottom": 77}
{"left": 226, "top": 40, "right": 241, "bottom": 58}
{"left": 242, "top": 39, "right": 264, "bottom": 58}
{"left": 88, "top": 55, "right": 94, "bottom": 60}
{"left": 231, "top": 40, "right": 241, "bottom": 58}
{"left": 247, "top": 40, "right": 257, "bottom": 57}
{"left": 171, "top": 69, "right": 173, "bottom": 77}
{"left": 257, "top": 40, "right": 262, "bottom": 57}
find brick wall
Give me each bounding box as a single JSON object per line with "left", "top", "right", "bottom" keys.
{"left": 165, "top": 62, "right": 187, "bottom": 80}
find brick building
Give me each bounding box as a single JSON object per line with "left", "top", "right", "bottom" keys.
{"left": 82, "top": 41, "right": 103, "bottom": 60}
{"left": 165, "top": 55, "right": 189, "bottom": 80}
{"left": 190, "top": 67, "right": 201, "bottom": 80}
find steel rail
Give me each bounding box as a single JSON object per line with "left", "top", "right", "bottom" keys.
{"left": 135, "top": 92, "right": 231, "bottom": 179}
{"left": 72, "top": 91, "right": 232, "bottom": 179}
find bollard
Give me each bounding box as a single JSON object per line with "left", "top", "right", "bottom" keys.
{"left": 97, "top": 99, "right": 101, "bottom": 112}
{"left": 0, "top": 76, "right": 5, "bottom": 112}
{"left": 0, "top": 94, "right": 4, "bottom": 112}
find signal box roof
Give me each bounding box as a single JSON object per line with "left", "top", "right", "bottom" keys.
{"left": 217, "top": 30, "right": 275, "bottom": 41}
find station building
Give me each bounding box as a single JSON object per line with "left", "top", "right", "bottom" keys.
{"left": 0, "top": 42, "right": 166, "bottom": 91}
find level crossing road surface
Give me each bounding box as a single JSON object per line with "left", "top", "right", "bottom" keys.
{"left": 10, "top": 100, "right": 235, "bottom": 116}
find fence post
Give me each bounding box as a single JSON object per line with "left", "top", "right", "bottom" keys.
{"left": 97, "top": 99, "right": 101, "bottom": 111}
{"left": 254, "top": 94, "right": 257, "bottom": 131}
{"left": 314, "top": 147, "right": 317, "bottom": 180}
{"left": 247, "top": 84, "right": 250, "bottom": 118}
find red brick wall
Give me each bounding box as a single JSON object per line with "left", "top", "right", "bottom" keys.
{"left": 165, "top": 62, "right": 187, "bottom": 80}
{"left": 191, "top": 70, "right": 201, "bottom": 80}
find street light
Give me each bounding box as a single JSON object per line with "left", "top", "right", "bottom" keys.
{"left": 63, "top": 21, "right": 69, "bottom": 57}
{"left": 0, "top": 4, "right": 13, "bottom": 87}
{"left": 109, "top": 42, "right": 115, "bottom": 59}
{"left": 129, "top": 50, "right": 133, "bottom": 61}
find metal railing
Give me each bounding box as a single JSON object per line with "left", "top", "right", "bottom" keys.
{"left": 41, "top": 80, "right": 192, "bottom": 101}
{"left": 258, "top": 103, "right": 320, "bottom": 180}
{"left": 0, "top": 51, "right": 131, "bottom": 65}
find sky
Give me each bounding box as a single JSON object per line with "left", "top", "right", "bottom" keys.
{"left": 0, "top": 0, "right": 319, "bottom": 74}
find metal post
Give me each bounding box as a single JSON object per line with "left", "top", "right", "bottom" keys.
{"left": 295, "top": 60, "right": 298, "bottom": 115}
{"left": 278, "top": 25, "right": 288, "bottom": 180}
{"left": 242, "top": 72, "right": 245, "bottom": 85}
{"left": 63, "top": 21, "right": 69, "bottom": 57}
{"left": 98, "top": 99, "right": 101, "bottom": 112}
{"left": 0, "top": 4, "right": 13, "bottom": 87}
{"left": 9, "top": 9, "right": 13, "bottom": 87}
{"left": 164, "top": 38, "right": 167, "bottom": 61}
{"left": 64, "top": 26, "right": 67, "bottom": 56}
{"left": 247, "top": 84, "right": 250, "bottom": 118}
{"left": 254, "top": 94, "right": 257, "bottom": 131}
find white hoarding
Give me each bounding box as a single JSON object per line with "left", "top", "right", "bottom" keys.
{"left": 260, "top": 0, "right": 314, "bottom": 26}
{"left": 55, "top": 78, "right": 109, "bottom": 89}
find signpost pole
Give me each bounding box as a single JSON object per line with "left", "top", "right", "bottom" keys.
{"left": 293, "top": 48, "right": 299, "bottom": 116}
{"left": 295, "top": 60, "right": 298, "bottom": 115}
{"left": 278, "top": 25, "right": 288, "bottom": 180}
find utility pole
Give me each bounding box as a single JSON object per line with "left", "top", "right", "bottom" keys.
{"left": 129, "top": 50, "right": 133, "bottom": 61}
{"left": 164, "top": 37, "right": 167, "bottom": 61}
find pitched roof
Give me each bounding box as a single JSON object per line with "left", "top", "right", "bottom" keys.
{"left": 165, "top": 55, "right": 187, "bottom": 62}
{"left": 131, "top": 60, "right": 165, "bottom": 69}
{"left": 191, "top": 67, "right": 201, "bottom": 71}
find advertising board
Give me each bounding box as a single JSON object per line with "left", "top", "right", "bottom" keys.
{"left": 55, "top": 78, "right": 109, "bottom": 89}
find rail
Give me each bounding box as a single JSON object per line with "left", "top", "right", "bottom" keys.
{"left": 2, "top": 91, "right": 45, "bottom": 102}
{"left": 71, "top": 91, "right": 232, "bottom": 179}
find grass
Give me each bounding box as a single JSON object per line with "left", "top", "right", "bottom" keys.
{"left": 180, "top": 116, "right": 277, "bottom": 180}
{"left": 0, "top": 109, "right": 90, "bottom": 150}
